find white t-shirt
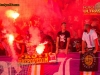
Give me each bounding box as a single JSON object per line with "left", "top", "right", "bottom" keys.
{"left": 82, "top": 29, "right": 98, "bottom": 48}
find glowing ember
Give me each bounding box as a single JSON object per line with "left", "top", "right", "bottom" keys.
{"left": 36, "top": 44, "right": 45, "bottom": 54}
{"left": 6, "top": 10, "right": 19, "bottom": 19}
{"left": 12, "top": 12, "right": 19, "bottom": 19}
{"left": 36, "top": 42, "right": 48, "bottom": 54}
{"left": 7, "top": 34, "right": 14, "bottom": 45}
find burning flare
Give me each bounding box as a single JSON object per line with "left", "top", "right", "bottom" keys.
{"left": 6, "top": 10, "right": 19, "bottom": 19}
{"left": 7, "top": 34, "right": 14, "bottom": 45}
{"left": 36, "top": 41, "right": 48, "bottom": 54}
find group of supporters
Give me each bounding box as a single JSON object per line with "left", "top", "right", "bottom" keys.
{"left": 0, "top": 21, "right": 100, "bottom": 56}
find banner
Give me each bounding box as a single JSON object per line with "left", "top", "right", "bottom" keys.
{"left": 80, "top": 51, "right": 98, "bottom": 71}
{"left": 0, "top": 52, "right": 100, "bottom": 75}
{"left": 18, "top": 53, "right": 57, "bottom": 64}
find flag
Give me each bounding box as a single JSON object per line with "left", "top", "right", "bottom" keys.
{"left": 80, "top": 71, "right": 95, "bottom": 75}
{"left": 80, "top": 51, "right": 98, "bottom": 71}
{"left": 80, "top": 51, "right": 98, "bottom": 75}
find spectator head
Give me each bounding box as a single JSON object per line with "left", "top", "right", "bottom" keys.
{"left": 61, "top": 22, "right": 66, "bottom": 31}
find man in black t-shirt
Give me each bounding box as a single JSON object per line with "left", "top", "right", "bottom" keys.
{"left": 56, "top": 22, "right": 70, "bottom": 54}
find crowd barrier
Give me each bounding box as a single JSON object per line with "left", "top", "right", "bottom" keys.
{"left": 0, "top": 52, "right": 100, "bottom": 75}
